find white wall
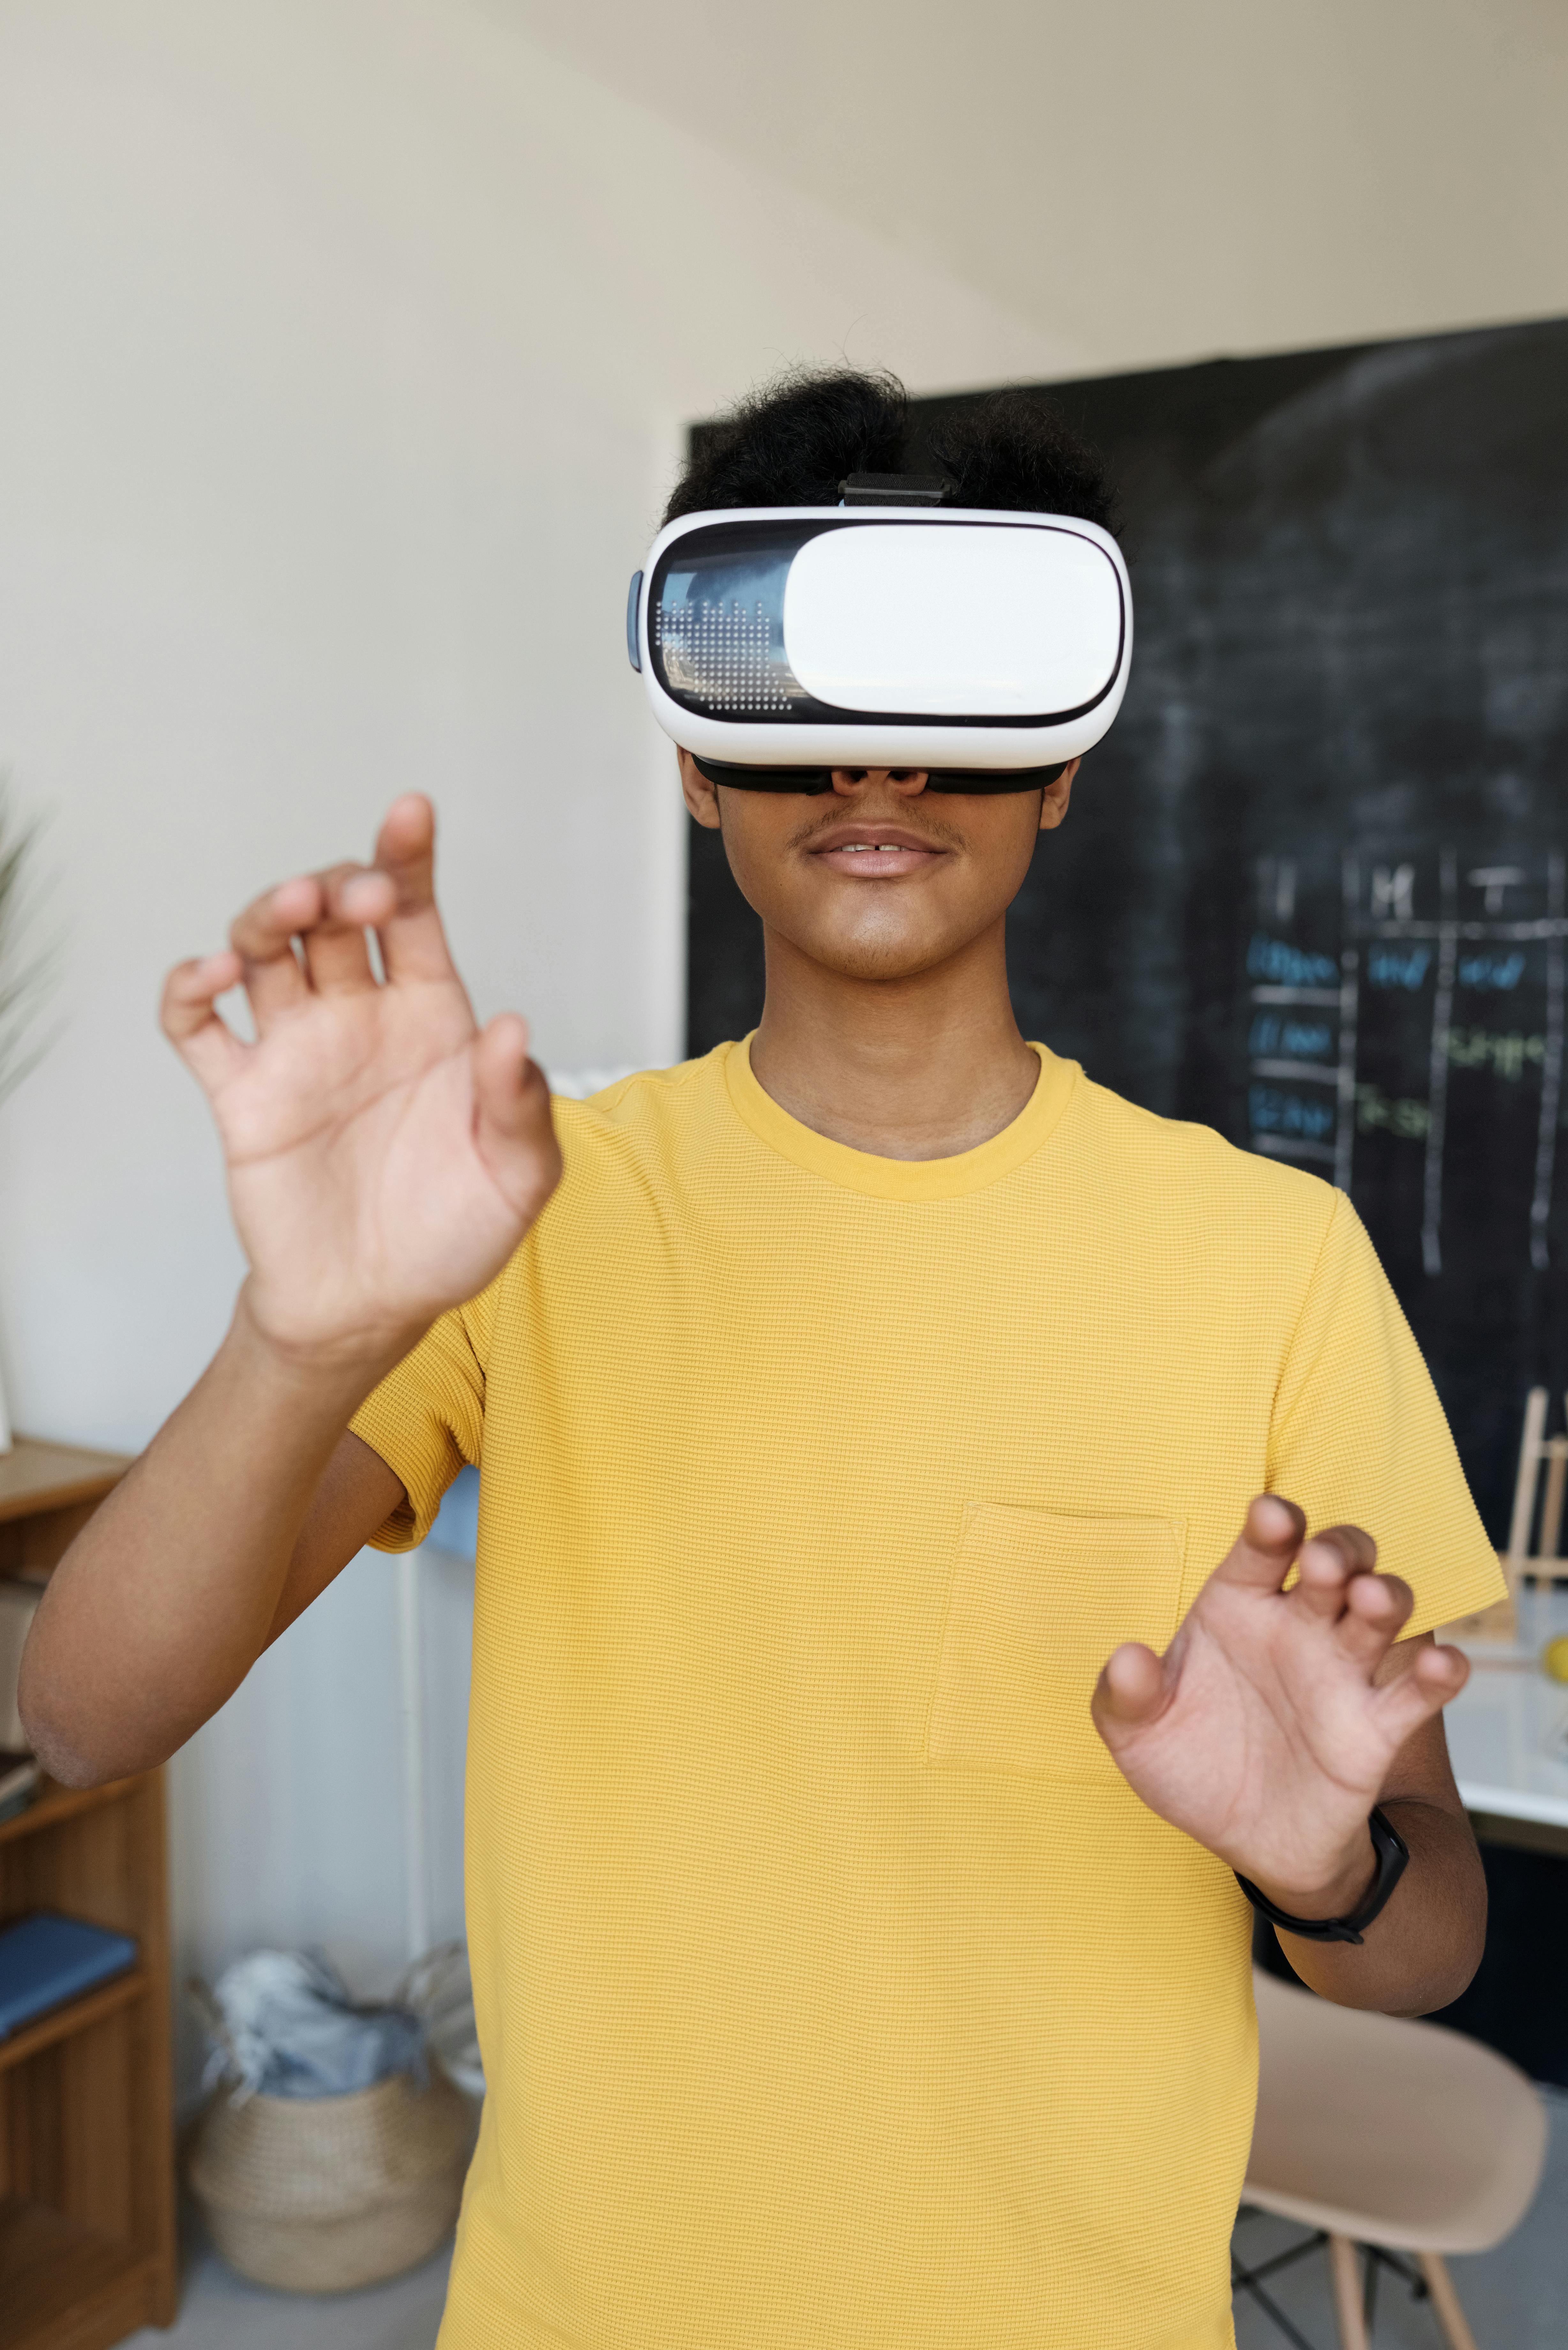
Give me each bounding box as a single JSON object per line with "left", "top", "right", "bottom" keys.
{"left": 0, "top": 0, "right": 1069, "bottom": 2085}
{"left": 514, "top": 0, "right": 1568, "bottom": 377}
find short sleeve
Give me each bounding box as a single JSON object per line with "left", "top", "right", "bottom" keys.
{"left": 1267, "top": 1192, "right": 1506, "bottom": 1637}
{"left": 349, "top": 1285, "right": 494, "bottom": 1550}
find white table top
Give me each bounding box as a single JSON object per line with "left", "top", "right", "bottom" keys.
{"left": 1447, "top": 1580, "right": 1568, "bottom": 1828}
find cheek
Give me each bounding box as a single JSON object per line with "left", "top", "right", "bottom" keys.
{"left": 714, "top": 807, "right": 805, "bottom": 923}
{"left": 991, "top": 801, "right": 1051, "bottom": 860}
{"left": 939, "top": 810, "right": 1042, "bottom": 906}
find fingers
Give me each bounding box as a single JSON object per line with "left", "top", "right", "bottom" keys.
{"left": 1372, "top": 1640, "right": 1470, "bottom": 1746}
{"left": 220, "top": 796, "right": 454, "bottom": 1032}
{"left": 1331, "top": 1566, "right": 1413, "bottom": 1668}
{"left": 181, "top": 795, "right": 461, "bottom": 1098}
{"left": 1286, "top": 1522, "right": 1415, "bottom": 1676}
{"left": 161, "top": 952, "right": 249, "bottom": 1093}
{"left": 1215, "top": 1499, "right": 1415, "bottom": 1677}
{"left": 1290, "top": 1522, "right": 1377, "bottom": 1620}
{"left": 1091, "top": 1641, "right": 1171, "bottom": 1736}
{"left": 228, "top": 874, "right": 318, "bottom": 1027}
{"left": 1211, "top": 1493, "right": 1308, "bottom": 1591}
{"left": 471, "top": 1015, "right": 562, "bottom": 1217}
{"left": 369, "top": 794, "right": 463, "bottom": 986}
{"left": 296, "top": 865, "right": 398, "bottom": 995}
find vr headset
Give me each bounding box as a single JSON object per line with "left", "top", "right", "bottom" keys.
{"left": 627, "top": 475, "right": 1132, "bottom": 793}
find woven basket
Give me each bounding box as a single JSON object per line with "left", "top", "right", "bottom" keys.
{"left": 187, "top": 2068, "right": 472, "bottom": 2293}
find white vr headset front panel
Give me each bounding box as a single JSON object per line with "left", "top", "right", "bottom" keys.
{"left": 631, "top": 506, "right": 1132, "bottom": 769}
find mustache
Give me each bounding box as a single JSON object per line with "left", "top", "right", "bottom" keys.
{"left": 786, "top": 807, "right": 969, "bottom": 854}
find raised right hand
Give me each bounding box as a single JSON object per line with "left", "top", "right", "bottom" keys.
{"left": 161, "top": 794, "right": 561, "bottom": 1370}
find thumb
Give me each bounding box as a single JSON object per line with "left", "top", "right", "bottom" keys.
{"left": 1091, "top": 1641, "right": 1172, "bottom": 1741}
{"left": 471, "top": 1014, "right": 561, "bottom": 1214}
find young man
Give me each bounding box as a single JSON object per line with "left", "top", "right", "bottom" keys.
{"left": 24, "top": 372, "right": 1502, "bottom": 2350}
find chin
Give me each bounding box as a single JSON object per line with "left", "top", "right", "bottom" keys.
{"left": 806, "top": 925, "right": 962, "bottom": 983}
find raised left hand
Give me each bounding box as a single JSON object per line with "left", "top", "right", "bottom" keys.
{"left": 1090, "top": 1495, "right": 1470, "bottom": 1916}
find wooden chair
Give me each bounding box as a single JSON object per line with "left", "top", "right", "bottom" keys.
{"left": 1240, "top": 1968, "right": 1547, "bottom": 2348}
{"left": 1443, "top": 1386, "right": 1568, "bottom": 1646}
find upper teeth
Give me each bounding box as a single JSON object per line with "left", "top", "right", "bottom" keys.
{"left": 843, "top": 843, "right": 900, "bottom": 852}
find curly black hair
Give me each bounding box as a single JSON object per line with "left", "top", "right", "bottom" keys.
{"left": 663, "top": 366, "right": 1118, "bottom": 535}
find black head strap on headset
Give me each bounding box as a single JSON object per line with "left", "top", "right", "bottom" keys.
{"left": 837, "top": 472, "right": 957, "bottom": 507}
{"left": 690, "top": 756, "right": 1068, "bottom": 797}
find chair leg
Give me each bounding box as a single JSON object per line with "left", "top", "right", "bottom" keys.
{"left": 1417, "top": 2253, "right": 1480, "bottom": 2350}
{"left": 1326, "top": 2237, "right": 1373, "bottom": 2350}
{"left": 1327, "top": 2236, "right": 1370, "bottom": 2350}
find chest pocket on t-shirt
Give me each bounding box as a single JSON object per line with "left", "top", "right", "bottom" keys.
{"left": 925, "top": 1505, "right": 1187, "bottom": 1780}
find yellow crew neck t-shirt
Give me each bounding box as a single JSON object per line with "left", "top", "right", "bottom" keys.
{"left": 351, "top": 1039, "right": 1503, "bottom": 2350}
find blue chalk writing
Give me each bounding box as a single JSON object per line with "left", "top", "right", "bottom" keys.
{"left": 1249, "top": 1015, "right": 1335, "bottom": 1058}
{"left": 1367, "top": 947, "right": 1432, "bottom": 990}
{"left": 1246, "top": 934, "right": 1338, "bottom": 989}
{"left": 1249, "top": 1086, "right": 1336, "bottom": 1141}
{"left": 1457, "top": 952, "right": 1526, "bottom": 991}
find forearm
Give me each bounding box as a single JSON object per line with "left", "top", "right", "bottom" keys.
{"left": 19, "top": 1288, "right": 406, "bottom": 1786}
{"left": 1261, "top": 1795, "right": 1486, "bottom": 2016}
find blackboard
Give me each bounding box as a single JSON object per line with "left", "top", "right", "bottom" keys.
{"left": 685, "top": 318, "right": 1568, "bottom": 1542}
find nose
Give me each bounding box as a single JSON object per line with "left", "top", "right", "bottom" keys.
{"left": 829, "top": 768, "right": 929, "bottom": 796}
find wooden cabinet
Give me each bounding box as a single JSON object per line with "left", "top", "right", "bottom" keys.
{"left": 0, "top": 1439, "right": 176, "bottom": 2349}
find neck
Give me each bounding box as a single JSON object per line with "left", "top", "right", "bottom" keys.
{"left": 747, "top": 919, "right": 1040, "bottom": 1160}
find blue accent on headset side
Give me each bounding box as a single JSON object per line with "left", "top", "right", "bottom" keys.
{"left": 626, "top": 572, "right": 643, "bottom": 672}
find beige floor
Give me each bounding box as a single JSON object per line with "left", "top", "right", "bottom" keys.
{"left": 124, "top": 2218, "right": 453, "bottom": 2350}
{"left": 130, "top": 2091, "right": 1566, "bottom": 2350}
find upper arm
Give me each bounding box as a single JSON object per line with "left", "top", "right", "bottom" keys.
{"left": 263, "top": 1429, "right": 407, "bottom": 1647}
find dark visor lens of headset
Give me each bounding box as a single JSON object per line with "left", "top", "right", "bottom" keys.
{"left": 691, "top": 757, "right": 1067, "bottom": 796}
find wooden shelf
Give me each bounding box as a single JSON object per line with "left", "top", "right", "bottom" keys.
{"left": 0, "top": 1439, "right": 130, "bottom": 1527}
{"left": 0, "top": 2199, "right": 159, "bottom": 2350}
{"left": 0, "top": 1778, "right": 146, "bottom": 1854}
{"left": 0, "top": 1438, "right": 132, "bottom": 1583}
{"left": 0, "top": 1969, "right": 147, "bottom": 2079}
{"left": 0, "top": 1447, "right": 174, "bottom": 2348}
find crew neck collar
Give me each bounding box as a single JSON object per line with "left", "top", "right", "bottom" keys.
{"left": 722, "top": 1035, "right": 1078, "bottom": 1201}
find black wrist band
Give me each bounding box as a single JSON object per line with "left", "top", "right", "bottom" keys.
{"left": 1233, "top": 1807, "right": 1410, "bottom": 1946}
